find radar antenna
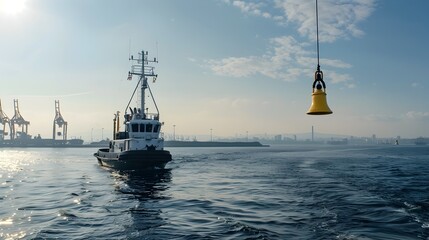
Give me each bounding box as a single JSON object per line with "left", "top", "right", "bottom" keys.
{"left": 126, "top": 50, "right": 160, "bottom": 119}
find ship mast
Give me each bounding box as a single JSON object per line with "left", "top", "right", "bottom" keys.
{"left": 127, "top": 50, "right": 158, "bottom": 117}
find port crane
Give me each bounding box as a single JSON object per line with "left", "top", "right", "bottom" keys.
{"left": 10, "top": 99, "right": 30, "bottom": 140}
{"left": 53, "top": 100, "right": 68, "bottom": 140}
{"left": 0, "top": 99, "right": 11, "bottom": 140}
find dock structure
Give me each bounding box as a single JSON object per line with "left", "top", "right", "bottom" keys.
{"left": 10, "top": 99, "right": 30, "bottom": 140}
{"left": 53, "top": 100, "right": 68, "bottom": 141}
{"left": 0, "top": 99, "right": 84, "bottom": 147}
{"left": 0, "top": 99, "right": 11, "bottom": 140}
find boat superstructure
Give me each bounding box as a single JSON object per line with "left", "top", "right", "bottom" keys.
{"left": 94, "top": 50, "right": 172, "bottom": 170}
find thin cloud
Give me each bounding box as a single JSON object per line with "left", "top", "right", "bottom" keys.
{"left": 206, "top": 57, "right": 258, "bottom": 78}
{"left": 411, "top": 82, "right": 419, "bottom": 88}
{"left": 224, "top": 0, "right": 280, "bottom": 19}
{"left": 225, "top": 0, "right": 376, "bottom": 42}
{"left": 205, "top": 35, "right": 353, "bottom": 85}
{"left": 276, "top": 0, "right": 375, "bottom": 42}
{"left": 405, "top": 111, "right": 429, "bottom": 120}
{"left": 210, "top": 1, "right": 374, "bottom": 87}
{"left": 366, "top": 111, "right": 429, "bottom": 122}
{"left": 328, "top": 72, "right": 352, "bottom": 84}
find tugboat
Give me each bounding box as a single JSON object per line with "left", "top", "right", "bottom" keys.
{"left": 94, "top": 50, "right": 172, "bottom": 170}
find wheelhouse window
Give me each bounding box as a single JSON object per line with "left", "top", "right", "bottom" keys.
{"left": 131, "top": 123, "right": 138, "bottom": 132}
{"left": 153, "top": 124, "right": 160, "bottom": 133}
{"left": 139, "top": 123, "right": 145, "bottom": 132}
{"left": 146, "top": 123, "right": 153, "bottom": 132}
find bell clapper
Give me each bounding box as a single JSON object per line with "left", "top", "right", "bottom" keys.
{"left": 313, "top": 65, "right": 326, "bottom": 92}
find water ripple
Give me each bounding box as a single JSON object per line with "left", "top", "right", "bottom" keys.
{"left": 0, "top": 146, "right": 428, "bottom": 239}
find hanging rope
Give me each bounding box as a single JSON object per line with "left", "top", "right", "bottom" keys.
{"left": 313, "top": 0, "right": 326, "bottom": 92}
{"left": 316, "top": 0, "right": 320, "bottom": 69}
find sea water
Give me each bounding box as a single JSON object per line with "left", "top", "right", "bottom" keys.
{"left": 1, "top": 145, "right": 429, "bottom": 239}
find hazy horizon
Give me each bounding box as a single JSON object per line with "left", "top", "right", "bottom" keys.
{"left": 1, "top": 0, "right": 428, "bottom": 142}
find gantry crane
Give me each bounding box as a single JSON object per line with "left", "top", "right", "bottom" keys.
{"left": 10, "top": 99, "right": 30, "bottom": 140}
{"left": 53, "top": 100, "right": 67, "bottom": 140}
{"left": 0, "top": 99, "right": 11, "bottom": 140}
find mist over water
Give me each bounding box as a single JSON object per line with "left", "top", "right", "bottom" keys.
{"left": 1, "top": 145, "right": 429, "bottom": 239}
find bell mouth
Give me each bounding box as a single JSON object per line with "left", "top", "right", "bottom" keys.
{"left": 307, "top": 110, "right": 333, "bottom": 115}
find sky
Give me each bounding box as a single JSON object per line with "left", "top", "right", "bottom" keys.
{"left": 0, "top": 0, "right": 428, "bottom": 142}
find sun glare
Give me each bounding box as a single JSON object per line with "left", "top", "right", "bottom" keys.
{"left": 0, "top": 0, "right": 27, "bottom": 16}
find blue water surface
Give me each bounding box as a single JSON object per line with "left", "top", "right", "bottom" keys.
{"left": 1, "top": 145, "right": 429, "bottom": 239}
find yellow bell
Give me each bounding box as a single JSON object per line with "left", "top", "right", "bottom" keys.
{"left": 307, "top": 0, "right": 333, "bottom": 115}
{"left": 307, "top": 87, "right": 332, "bottom": 115}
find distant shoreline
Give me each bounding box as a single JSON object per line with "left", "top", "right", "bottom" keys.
{"left": 0, "top": 140, "right": 268, "bottom": 148}
{"left": 164, "top": 140, "right": 268, "bottom": 147}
